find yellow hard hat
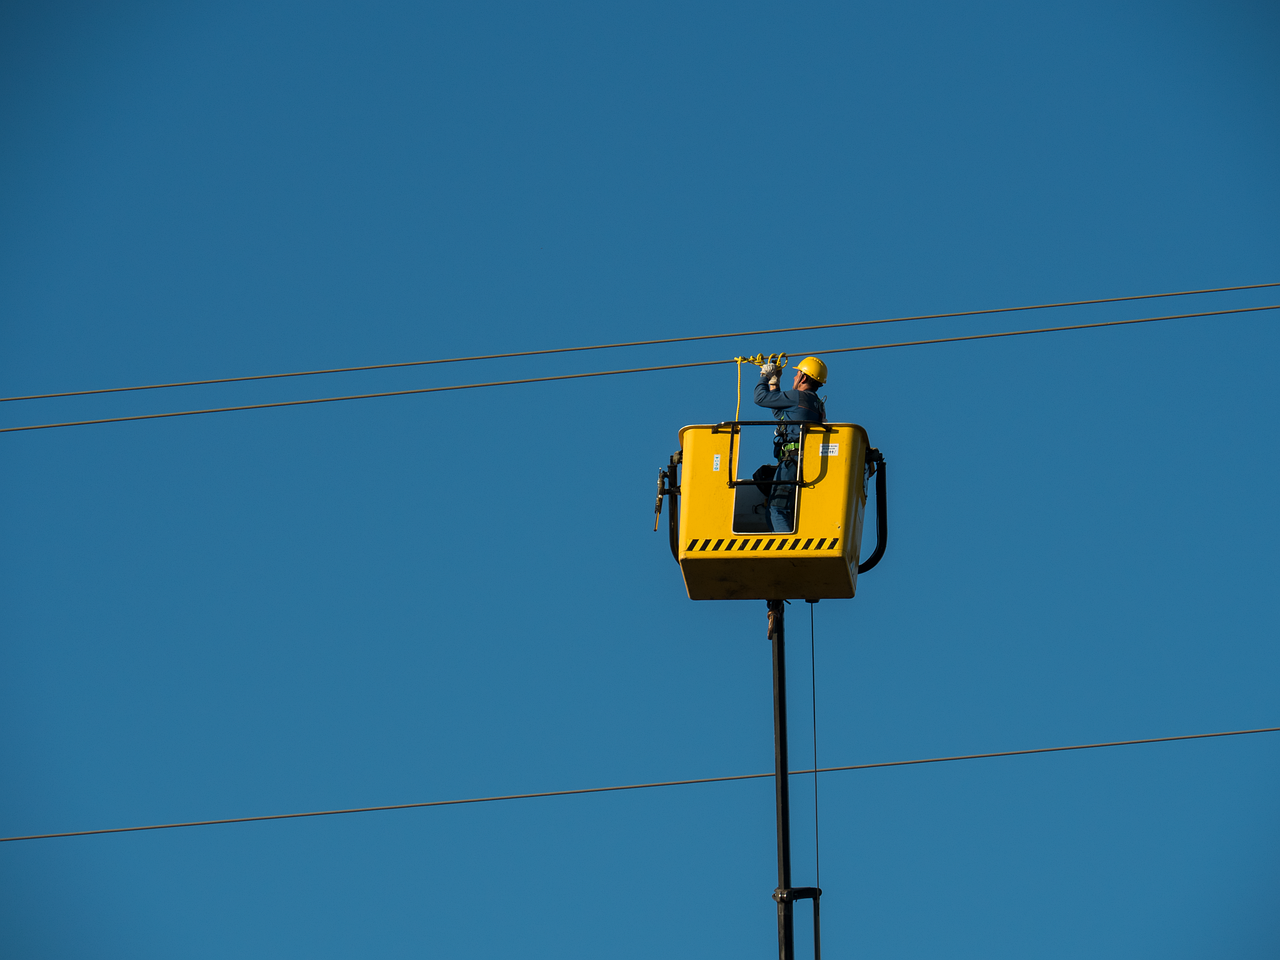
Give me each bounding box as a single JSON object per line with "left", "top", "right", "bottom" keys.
{"left": 795, "top": 356, "right": 827, "bottom": 385}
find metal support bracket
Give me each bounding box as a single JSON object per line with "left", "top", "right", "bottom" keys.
{"left": 652, "top": 451, "right": 682, "bottom": 560}
{"left": 773, "top": 887, "right": 822, "bottom": 903}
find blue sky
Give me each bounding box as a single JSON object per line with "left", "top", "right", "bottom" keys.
{"left": 2, "top": 1, "right": 1278, "bottom": 957}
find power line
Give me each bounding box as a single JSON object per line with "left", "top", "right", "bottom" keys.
{"left": 2, "top": 303, "right": 1275, "bottom": 436}
{"left": 2, "top": 724, "right": 1274, "bottom": 844}
{"left": 3, "top": 282, "right": 1277, "bottom": 405}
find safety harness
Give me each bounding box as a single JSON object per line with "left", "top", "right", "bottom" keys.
{"left": 774, "top": 391, "right": 827, "bottom": 460}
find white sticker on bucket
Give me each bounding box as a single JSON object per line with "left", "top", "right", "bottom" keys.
{"left": 820, "top": 443, "right": 839, "bottom": 456}
{"left": 713, "top": 454, "right": 722, "bottom": 472}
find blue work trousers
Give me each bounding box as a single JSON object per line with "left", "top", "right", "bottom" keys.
{"left": 768, "top": 459, "right": 797, "bottom": 533}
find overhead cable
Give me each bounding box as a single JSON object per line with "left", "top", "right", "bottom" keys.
{"left": 2, "top": 281, "right": 1277, "bottom": 404}
{"left": 2, "top": 724, "right": 1275, "bottom": 844}
{"left": 2, "top": 303, "right": 1276, "bottom": 436}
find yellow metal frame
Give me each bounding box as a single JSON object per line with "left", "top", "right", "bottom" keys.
{"left": 676, "top": 422, "right": 870, "bottom": 601}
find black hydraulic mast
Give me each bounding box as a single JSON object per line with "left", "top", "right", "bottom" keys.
{"left": 767, "top": 599, "right": 821, "bottom": 960}
{"left": 768, "top": 599, "right": 795, "bottom": 959}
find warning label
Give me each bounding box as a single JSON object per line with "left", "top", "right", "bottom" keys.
{"left": 819, "top": 444, "right": 839, "bottom": 456}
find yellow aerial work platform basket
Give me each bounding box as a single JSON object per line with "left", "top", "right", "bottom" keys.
{"left": 654, "top": 421, "right": 886, "bottom": 601}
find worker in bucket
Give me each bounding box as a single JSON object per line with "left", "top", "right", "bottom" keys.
{"left": 754, "top": 356, "right": 828, "bottom": 534}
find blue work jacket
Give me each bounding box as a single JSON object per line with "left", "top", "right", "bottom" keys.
{"left": 753, "top": 379, "right": 826, "bottom": 424}
{"left": 753, "top": 378, "right": 826, "bottom": 450}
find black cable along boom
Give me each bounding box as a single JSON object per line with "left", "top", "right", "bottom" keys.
{"left": 1, "top": 303, "right": 1276, "bottom": 435}
{"left": 1, "top": 725, "right": 1275, "bottom": 844}
{"left": 1, "top": 281, "right": 1276, "bottom": 405}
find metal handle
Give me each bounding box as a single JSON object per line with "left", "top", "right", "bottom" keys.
{"left": 857, "top": 449, "right": 886, "bottom": 574}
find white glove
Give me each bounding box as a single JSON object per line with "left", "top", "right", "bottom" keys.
{"left": 768, "top": 374, "right": 780, "bottom": 387}
{"left": 760, "top": 361, "right": 780, "bottom": 379}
